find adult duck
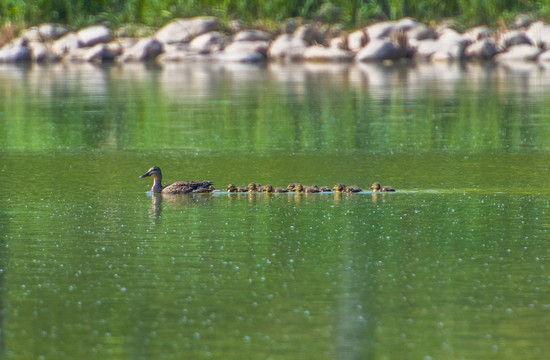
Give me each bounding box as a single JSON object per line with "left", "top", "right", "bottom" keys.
{"left": 369, "top": 182, "right": 396, "bottom": 192}
{"left": 140, "top": 166, "right": 214, "bottom": 194}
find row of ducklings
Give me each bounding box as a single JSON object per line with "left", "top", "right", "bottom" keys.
{"left": 227, "top": 182, "right": 395, "bottom": 193}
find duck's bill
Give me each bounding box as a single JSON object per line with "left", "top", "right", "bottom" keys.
{"left": 140, "top": 172, "right": 151, "bottom": 178}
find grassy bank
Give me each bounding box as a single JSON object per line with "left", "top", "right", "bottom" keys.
{"left": 0, "top": 0, "right": 549, "bottom": 33}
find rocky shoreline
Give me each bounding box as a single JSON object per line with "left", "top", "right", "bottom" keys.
{"left": 2, "top": 15, "right": 550, "bottom": 64}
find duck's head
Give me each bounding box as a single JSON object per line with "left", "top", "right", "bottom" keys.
{"left": 294, "top": 184, "right": 304, "bottom": 192}
{"left": 287, "top": 183, "right": 295, "bottom": 191}
{"left": 140, "top": 166, "right": 161, "bottom": 178}
{"left": 248, "top": 183, "right": 257, "bottom": 191}
{"left": 369, "top": 182, "right": 381, "bottom": 190}
{"left": 333, "top": 183, "right": 345, "bottom": 192}
{"left": 264, "top": 184, "right": 273, "bottom": 193}
{"left": 227, "top": 184, "right": 236, "bottom": 192}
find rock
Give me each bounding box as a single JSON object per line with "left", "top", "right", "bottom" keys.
{"left": 465, "top": 38, "right": 498, "bottom": 59}
{"left": 304, "top": 45, "right": 353, "bottom": 62}
{"left": 294, "top": 24, "right": 326, "bottom": 45}
{"left": 526, "top": 21, "right": 550, "bottom": 49}
{"left": 494, "top": 44, "right": 542, "bottom": 61}
{"left": 154, "top": 17, "right": 219, "bottom": 45}
{"left": 329, "top": 35, "right": 348, "bottom": 50}
{"left": 406, "top": 23, "right": 436, "bottom": 42}
{"left": 347, "top": 29, "right": 368, "bottom": 52}
{"left": 157, "top": 48, "right": 213, "bottom": 62}
{"left": 538, "top": 49, "right": 550, "bottom": 61}
{"left": 497, "top": 30, "right": 531, "bottom": 50}
{"left": 431, "top": 43, "right": 465, "bottom": 62}
{"left": 413, "top": 39, "right": 440, "bottom": 59}
{"left": 77, "top": 25, "right": 113, "bottom": 47}
{"left": 189, "top": 31, "right": 226, "bottom": 54}
{"left": 38, "top": 23, "right": 69, "bottom": 41}
{"left": 513, "top": 13, "right": 534, "bottom": 29}
{"left": 355, "top": 38, "right": 405, "bottom": 61}
{"left": 233, "top": 30, "right": 273, "bottom": 42}
{"left": 0, "top": 38, "right": 31, "bottom": 62}
{"left": 20, "top": 28, "right": 41, "bottom": 42}
{"left": 464, "top": 26, "right": 493, "bottom": 42}
{"left": 117, "top": 37, "right": 163, "bottom": 62}
{"left": 29, "top": 41, "right": 59, "bottom": 62}
{"left": 52, "top": 32, "right": 81, "bottom": 57}
{"left": 268, "top": 34, "right": 308, "bottom": 61}
{"left": 366, "top": 21, "right": 396, "bottom": 40}
{"left": 218, "top": 41, "right": 268, "bottom": 62}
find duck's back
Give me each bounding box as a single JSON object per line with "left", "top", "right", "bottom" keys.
{"left": 162, "top": 181, "right": 214, "bottom": 194}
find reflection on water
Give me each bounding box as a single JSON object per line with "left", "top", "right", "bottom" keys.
{"left": 1, "top": 62, "right": 550, "bottom": 359}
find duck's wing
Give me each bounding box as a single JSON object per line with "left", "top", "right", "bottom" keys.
{"left": 170, "top": 181, "right": 214, "bottom": 190}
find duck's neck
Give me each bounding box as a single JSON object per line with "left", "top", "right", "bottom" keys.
{"left": 151, "top": 175, "right": 163, "bottom": 193}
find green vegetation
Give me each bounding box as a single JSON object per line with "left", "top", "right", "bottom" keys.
{"left": 0, "top": 0, "right": 549, "bottom": 32}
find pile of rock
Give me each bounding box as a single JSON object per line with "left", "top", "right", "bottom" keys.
{"left": 2, "top": 15, "right": 550, "bottom": 64}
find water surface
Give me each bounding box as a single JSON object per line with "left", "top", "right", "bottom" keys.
{"left": 1, "top": 61, "right": 550, "bottom": 359}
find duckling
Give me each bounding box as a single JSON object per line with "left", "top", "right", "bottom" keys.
{"left": 333, "top": 183, "right": 346, "bottom": 192}
{"left": 294, "top": 184, "right": 305, "bottom": 193}
{"left": 370, "top": 182, "right": 396, "bottom": 192}
{"left": 227, "top": 184, "right": 248, "bottom": 193}
{"left": 264, "top": 184, "right": 288, "bottom": 193}
{"left": 287, "top": 183, "right": 300, "bottom": 192}
{"left": 304, "top": 185, "right": 320, "bottom": 193}
{"left": 248, "top": 182, "right": 264, "bottom": 192}
{"left": 140, "top": 166, "right": 213, "bottom": 194}
{"left": 345, "top": 185, "right": 362, "bottom": 193}
{"left": 318, "top": 186, "right": 332, "bottom": 192}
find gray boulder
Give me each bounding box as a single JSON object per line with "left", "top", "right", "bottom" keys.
{"left": 154, "top": 17, "right": 219, "bottom": 45}
{"left": 0, "top": 38, "right": 31, "bottom": 62}
{"left": 526, "top": 21, "right": 550, "bottom": 49}
{"left": 217, "top": 41, "right": 268, "bottom": 62}
{"left": 347, "top": 29, "right": 369, "bottom": 52}
{"left": 77, "top": 25, "right": 113, "bottom": 47}
{"left": 39, "top": 23, "right": 69, "bottom": 41}
{"left": 497, "top": 30, "right": 531, "bottom": 50}
{"left": 233, "top": 30, "right": 273, "bottom": 42}
{"left": 117, "top": 37, "right": 163, "bottom": 62}
{"left": 189, "top": 31, "right": 227, "bottom": 54}
{"left": 52, "top": 32, "right": 81, "bottom": 57}
{"left": 268, "top": 34, "right": 308, "bottom": 61}
{"left": 304, "top": 45, "right": 353, "bottom": 62}
{"left": 330, "top": 35, "right": 348, "bottom": 50}
{"left": 355, "top": 38, "right": 405, "bottom": 61}
{"left": 465, "top": 38, "right": 498, "bottom": 59}
{"left": 494, "top": 44, "right": 542, "bottom": 61}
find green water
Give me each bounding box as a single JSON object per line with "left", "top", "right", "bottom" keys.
{"left": 1, "top": 61, "right": 550, "bottom": 359}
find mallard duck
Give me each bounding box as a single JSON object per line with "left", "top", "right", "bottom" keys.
{"left": 140, "top": 166, "right": 214, "bottom": 194}
{"left": 370, "top": 182, "right": 395, "bottom": 192}
{"left": 264, "top": 184, "right": 288, "bottom": 193}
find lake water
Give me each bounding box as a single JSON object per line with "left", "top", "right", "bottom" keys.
{"left": 1, "top": 61, "right": 550, "bottom": 359}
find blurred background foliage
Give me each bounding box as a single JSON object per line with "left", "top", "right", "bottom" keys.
{"left": 0, "top": 0, "right": 549, "bottom": 33}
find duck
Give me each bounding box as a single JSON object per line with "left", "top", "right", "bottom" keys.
{"left": 227, "top": 184, "right": 248, "bottom": 193}
{"left": 369, "top": 182, "right": 396, "bottom": 192}
{"left": 304, "top": 185, "right": 320, "bottom": 193}
{"left": 264, "top": 184, "right": 288, "bottom": 193}
{"left": 318, "top": 185, "right": 332, "bottom": 192}
{"left": 140, "top": 166, "right": 214, "bottom": 194}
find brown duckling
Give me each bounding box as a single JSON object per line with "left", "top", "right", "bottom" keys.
{"left": 333, "top": 183, "right": 347, "bottom": 192}
{"left": 294, "top": 184, "right": 305, "bottom": 193}
{"left": 370, "top": 182, "right": 396, "bottom": 192}
{"left": 140, "top": 166, "right": 213, "bottom": 194}
{"left": 318, "top": 186, "right": 332, "bottom": 192}
{"left": 248, "top": 182, "right": 264, "bottom": 192}
{"left": 287, "top": 183, "right": 300, "bottom": 192}
{"left": 227, "top": 184, "right": 248, "bottom": 193}
{"left": 304, "top": 185, "right": 320, "bottom": 193}
{"left": 345, "top": 185, "right": 362, "bottom": 193}
{"left": 264, "top": 184, "right": 288, "bottom": 193}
